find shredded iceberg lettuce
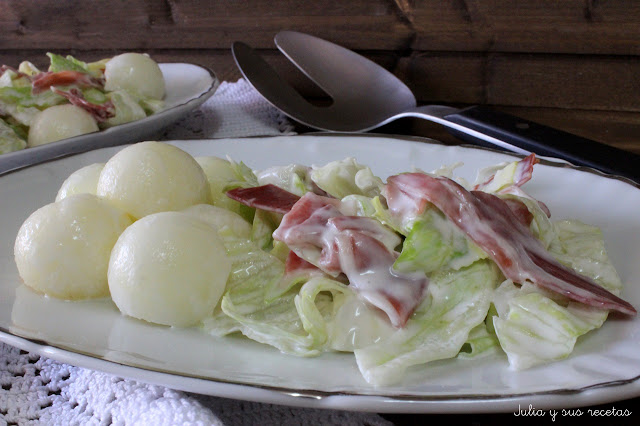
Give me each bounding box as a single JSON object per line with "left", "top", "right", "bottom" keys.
{"left": 256, "top": 163, "right": 314, "bottom": 196}
{"left": 492, "top": 220, "right": 621, "bottom": 370}
{"left": 394, "top": 209, "right": 486, "bottom": 274}
{"left": 310, "top": 157, "right": 384, "bottom": 198}
{"left": 103, "top": 90, "right": 147, "bottom": 127}
{"left": 354, "top": 260, "right": 500, "bottom": 385}
{"left": 0, "top": 118, "right": 26, "bottom": 154}
{"left": 47, "top": 53, "right": 106, "bottom": 79}
{"left": 203, "top": 229, "right": 324, "bottom": 356}
{"left": 198, "top": 154, "right": 632, "bottom": 386}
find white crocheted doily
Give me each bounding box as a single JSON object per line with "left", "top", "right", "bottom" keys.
{"left": 0, "top": 80, "right": 393, "bottom": 426}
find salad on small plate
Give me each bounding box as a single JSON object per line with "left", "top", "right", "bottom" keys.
{"left": 0, "top": 53, "right": 218, "bottom": 174}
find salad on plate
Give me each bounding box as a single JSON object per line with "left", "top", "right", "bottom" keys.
{"left": 12, "top": 141, "right": 636, "bottom": 386}
{"left": 0, "top": 52, "right": 165, "bottom": 154}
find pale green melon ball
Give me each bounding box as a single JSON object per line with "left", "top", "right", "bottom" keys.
{"left": 195, "top": 156, "right": 253, "bottom": 220}
{"left": 97, "top": 141, "right": 211, "bottom": 219}
{"left": 182, "top": 204, "right": 251, "bottom": 239}
{"left": 28, "top": 105, "right": 99, "bottom": 147}
{"left": 108, "top": 211, "right": 231, "bottom": 327}
{"left": 104, "top": 53, "right": 165, "bottom": 100}
{"left": 55, "top": 162, "right": 105, "bottom": 201}
{"left": 14, "top": 193, "right": 133, "bottom": 299}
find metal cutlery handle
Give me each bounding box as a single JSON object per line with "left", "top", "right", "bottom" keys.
{"left": 443, "top": 106, "right": 639, "bottom": 183}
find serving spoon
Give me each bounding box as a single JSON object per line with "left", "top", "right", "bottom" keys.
{"left": 232, "top": 31, "right": 639, "bottom": 183}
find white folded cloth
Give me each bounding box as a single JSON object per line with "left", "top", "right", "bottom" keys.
{"left": 0, "top": 79, "right": 392, "bottom": 426}
{"left": 162, "top": 78, "right": 296, "bottom": 140}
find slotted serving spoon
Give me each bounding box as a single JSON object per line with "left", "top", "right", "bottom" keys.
{"left": 233, "top": 31, "right": 639, "bottom": 182}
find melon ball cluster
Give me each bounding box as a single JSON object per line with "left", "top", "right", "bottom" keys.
{"left": 14, "top": 141, "right": 245, "bottom": 327}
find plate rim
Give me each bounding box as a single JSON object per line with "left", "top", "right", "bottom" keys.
{"left": 1, "top": 325, "right": 639, "bottom": 414}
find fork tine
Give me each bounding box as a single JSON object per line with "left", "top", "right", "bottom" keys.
{"left": 232, "top": 42, "right": 316, "bottom": 117}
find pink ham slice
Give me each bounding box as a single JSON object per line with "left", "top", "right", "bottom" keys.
{"left": 284, "top": 250, "right": 324, "bottom": 278}
{"left": 227, "top": 184, "right": 427, "bottom": 327}
{"left": 52, "top": 88, "right": 115, "bottom": 122}
{"left": 226, "top": 184, "right": 301, "bottom": 214}
{"left": 31, "top": 71, "right": 103, "bottom": 94}
{"left": 273, "top": 192, "right": 427, "bottom": 327}
{"left": 332, "top": 229, "right": 426, "bottom": 327}
{"left": 386, "top": 173, "right": 636, "bottom": 315}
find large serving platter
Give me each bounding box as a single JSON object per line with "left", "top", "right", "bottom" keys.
{"left": 0, "top": 135, "right": 638, "bottom": 413}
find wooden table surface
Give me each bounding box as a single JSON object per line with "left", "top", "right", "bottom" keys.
{"left": 1, "top": 1, "right": 638, "bottom": 423}
{"left": 0, "top": 0, "right": 640, "bottom": 152}
{"left": 2, "top": 0, "right": 640, "bottom": 155}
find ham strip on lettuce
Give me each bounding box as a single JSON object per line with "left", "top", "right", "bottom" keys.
{"left": 385, "top": 173, "right": 636, "bottom": 315}
{"left": 31, "top": 70, "right": 103, "bottom": 94}
{"left": 227, "top": 185, "right": 428, "bottom": 327}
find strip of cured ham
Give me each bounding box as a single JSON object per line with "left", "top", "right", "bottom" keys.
{"left": 31, "top": 71, "right": 103, "bottom": 94}
{"left": 226, "top": 184, "right": 301, "bottom": 214}
{"left": 52, "top": 88, "right": 115, "bottom": 122}
{"left": 228, "top": 185, "right": 428, "bottom": 327}
{"left": 385, "top": 173, "right": 636, "bottom": 315}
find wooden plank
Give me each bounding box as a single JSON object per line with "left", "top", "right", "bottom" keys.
{"left": 0, "top": 0, "right": 411, "bottom": 51}
{"left": 400, "top": 53, "right": 640, "bottom": 112}
{"left": 410, "top": 0, "right": 640, "bottom": 55}
{"left": 397, "top": 53, "right": 486, "bottom": 105}
{"left": 487, "top": 55, "right": 640, "bottom": 112}
{"left": 2, "top": 1, "right": 640, "bottom": 55}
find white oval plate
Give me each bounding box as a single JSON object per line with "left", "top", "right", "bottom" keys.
{"left": 0, "top": 135, "right": 638, "bottom": 413}
{"left": 0, "top": 63, "right": 219, "bottom": 175}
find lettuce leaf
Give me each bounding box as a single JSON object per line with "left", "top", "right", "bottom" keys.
{"left": 311, "top": 157, "right": 384, "bottom": 199}
{"left": 47, "top": 53, "right": 105, "bottom": 79}
{"left": 354, "top": 260, "right": 500, "bottom": 385}
{"left": 0, "top": 118, "right": 27, "bottom": 154}
{"left": 0, "top": 86, "right": 65, "bottom": 109}
{"left": 256, "top": 163, "right": 313, "bottom": 196}
{"left": 102, "top": 90, "right": 147, "bottom": 127}
{"left": 457, "top": 322, "right": 501, "bottom": 360}
{"left": 394, "top": 209, "right": 486, "bottom": 274}
{"left": 203, "top": 230, "right": 323, "bottom": 356}
{"left": 492, "top": 219, "right": 621, "bottom": 370}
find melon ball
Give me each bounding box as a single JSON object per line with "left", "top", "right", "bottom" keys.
{"left": 195, "top": 156, "right": 253, "bottom": 220}
{"left": 14, "top": 194, "right": 133, "bottom": 300}
{"left": 104, "top": 53, "right": 165, "bottom": 100}
{"left": 55, "top": 162, "right": 105, "bottom": 201}
{"left": 108, "top": 211, "right": 231, "bottom": 327}
{"left": 97, "top": 141, "right": 211, "bottom": 219}
{"left": 182, "top": 204, "right": 251, "bottom": 239}
{"left": 28, "top": 104, "right": 99, "bottom": 147}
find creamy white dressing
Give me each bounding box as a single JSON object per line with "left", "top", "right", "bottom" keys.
{"left": 382, "top": 180, "right": 426, "bottom": 233}
{"left": 273, "top": 192, "right": 428, "bottom": 327}
{"left": 328, "top": 292, "right": 396, "bottom": 351}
